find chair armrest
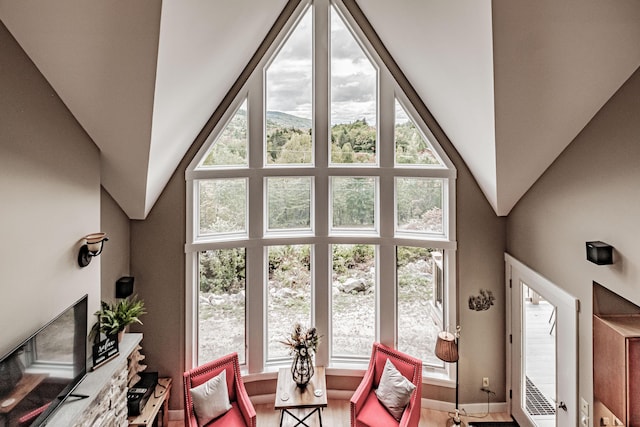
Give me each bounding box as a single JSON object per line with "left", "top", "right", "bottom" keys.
{"left": 399, "top": 382, "right": 422, "bottom": 427}
{"left": 350, "top": 366, "right": 375, "bottom": 422}
{"left": 182, "top": 393, "right": 199, "bottom": 427}
{"left": 186, "top": 414, "right": 199, "bottom": 427}
{"left": 234, "top": 375, "right": 257, "bottom": 427}
{"left": 398, "top": 397, "right": 418, "bottom": 427}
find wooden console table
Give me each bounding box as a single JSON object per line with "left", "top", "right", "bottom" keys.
{"left": 128, "top": 377, "right": 172, "bottom": 427}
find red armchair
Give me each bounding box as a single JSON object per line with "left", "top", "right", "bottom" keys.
{"left": 350, "top": 343, "right": 422, "bottom": 427}
{"left": 183, "top": 353, "right": 256, "bottom": 427}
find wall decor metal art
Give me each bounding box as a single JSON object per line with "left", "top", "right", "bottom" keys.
{"left": 468, "top": 289, "right": 495, "bottom": 311}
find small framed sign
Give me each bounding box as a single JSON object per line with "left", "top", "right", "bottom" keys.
{"left": 92, "top": 335, "right": 119, "bottom": 370}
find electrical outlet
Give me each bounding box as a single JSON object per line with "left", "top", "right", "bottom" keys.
{"left": 482, "top": 377, "right": 489, "bottom": 388}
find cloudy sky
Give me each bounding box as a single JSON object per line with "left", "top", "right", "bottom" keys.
{"left": 266, "top": 7, "right": 383, "bottom": 127}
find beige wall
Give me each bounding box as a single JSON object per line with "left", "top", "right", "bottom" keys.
{"left": 0, "top": 20, "right": 101, "bottom": 355}
{"left": 101, "top": 188, "right": 131, "bottom": 302}
{"left": 0, "top": 0, "right": 162, "bottom": 220}
{"left": 507, "top": 66, "right": 640, "bottom": 413}
{"left": 130, "top": 163, "right": 186, "bottom": 409}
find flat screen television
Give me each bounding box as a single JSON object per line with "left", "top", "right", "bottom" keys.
{"left": 0, "top": 294, "right": 88, "bottom": 426}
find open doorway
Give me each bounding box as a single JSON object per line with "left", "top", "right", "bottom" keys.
{"left": 506, "top": 254, "right": 578, "bottom": 427}
{"left": 522, "top": 285, "right": 557, "bottom": 427}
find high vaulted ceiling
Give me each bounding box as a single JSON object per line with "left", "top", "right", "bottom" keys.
{"left": 1, "top": 0, "right": 639, "bottom": 219}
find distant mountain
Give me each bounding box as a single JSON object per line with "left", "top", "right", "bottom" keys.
{"left": 266, "top": 111, "right": 312, "bottom": 130}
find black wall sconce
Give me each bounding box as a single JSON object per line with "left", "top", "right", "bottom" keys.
{"left": 586, "top": 241, "right": 613, "bottom": 265}
{"left": 78, "top": 233, "right": 108, "bottom": 267}
{"left": 115, "top": 276, "right": 135, "bottom": 299}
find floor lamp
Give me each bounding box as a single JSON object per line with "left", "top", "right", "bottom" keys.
{"left": 435, "top": 326, "right": 461, "bottom": 425}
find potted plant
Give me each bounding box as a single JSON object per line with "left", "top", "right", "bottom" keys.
{"left": 92, "top": 296, "right": 146, "bottom": 342}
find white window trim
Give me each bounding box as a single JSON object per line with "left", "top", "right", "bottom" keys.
{"left": 184, "top": 0, "right": 458, "bottom": 386}
{"left": 264, "top": 176, "right": 315, "bottom": 236}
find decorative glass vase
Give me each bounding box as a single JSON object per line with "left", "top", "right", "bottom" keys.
{"left": 291, "top": 350, "right": 314, "bottom": 388}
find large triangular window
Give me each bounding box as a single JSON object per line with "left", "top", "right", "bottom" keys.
{"left": 186, "top": 0, "right": 457, "bottom": 380}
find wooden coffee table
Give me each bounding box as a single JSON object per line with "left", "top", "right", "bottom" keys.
{"left": 274, "top": 367, "right": 327, "bottom": 426}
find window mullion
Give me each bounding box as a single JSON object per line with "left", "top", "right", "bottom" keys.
{"left": 246, "top": 246, "right": 264, "bottom": 373}
{"left": 313, "top": 243, "right": 329, "bottom": 366}
{"left": 378, "top": 245, "right": 396, "bottom": 346}
{"left": 246, "top": 71, "right": 264, "bottom": 373}
{"left": 314, "top": 0, "right": 329, "bottom": 170}
{"left": 313, "top": 0, "right": 330, "bottom": 367}
{"left": 248, "top": 75, "right": 264, "bottom": 171}
{"left": 379, "top": 69, "right": 395, "bottom": 168}
{"left": 378, "top": 66, "right": 395, "bottom": 343}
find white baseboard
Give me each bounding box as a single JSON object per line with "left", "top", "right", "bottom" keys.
{"left": 327, "top": 390, "right": 355, "bottom": 401}
{"left": 250, "top": 393, "right": 276, "bottom": 405}
{"left": 422, "top": 397, "right": 509, "bottom": 415}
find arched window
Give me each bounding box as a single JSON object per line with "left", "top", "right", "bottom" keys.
{"left": 186, "top": 0, "right": 457, "bottom": 381}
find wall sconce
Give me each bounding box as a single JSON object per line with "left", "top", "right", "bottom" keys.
{"left": 78, "top": 233, "right": 108, "bottom": 267}
{"left": 586, "top": 241, "right": 613, "bottom": 265}
{"left": 115, "top": 276, "right": 134, "bottom": 299}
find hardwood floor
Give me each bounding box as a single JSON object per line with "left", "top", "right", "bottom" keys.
{"left": 169, "top": 399, "right": 514, "bottom": 426}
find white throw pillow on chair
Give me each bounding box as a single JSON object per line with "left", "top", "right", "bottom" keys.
{"left": 190, "top": 369, "right": 232, "bottom": 426}
{"left": 375, "top": 358, "right": 416, "bottom": 420}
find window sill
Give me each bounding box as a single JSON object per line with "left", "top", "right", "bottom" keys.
{"left": 240, "top": 364, "right": 455, "bottom": 388}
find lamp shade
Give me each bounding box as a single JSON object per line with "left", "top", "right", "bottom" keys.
{"left": 85, "top": 232, "right": 107, "bottom": 253}
{"left": 435, "top": 331, "right": 459, "bottom": 362}
{"left": 85, "top": 232, "right": 107, "bottom": 244}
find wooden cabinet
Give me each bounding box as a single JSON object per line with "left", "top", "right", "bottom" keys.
{"left": 594, "top": 314, "right": 640, "bottom": 426}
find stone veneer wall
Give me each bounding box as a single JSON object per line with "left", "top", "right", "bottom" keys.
{"left": 46, "top": 334, "right": 143, "bottom": 426}
{"left": 73, "top": 361, "right": 129, "bottom": 426}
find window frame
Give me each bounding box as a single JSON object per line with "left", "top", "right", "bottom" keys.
{"left": 264, "top": 176, "right": 315, "bottom": 237}
{"left": 196, "top": 177, "right": 249, "bottom": 241}
{"left": 264, "top": 243, "right": 315, "bottom": 364}
{"left": 185, "top": 0, "right": 457, "bottom": 386}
